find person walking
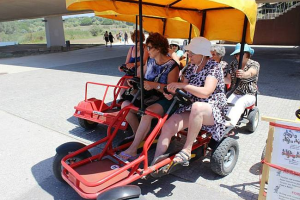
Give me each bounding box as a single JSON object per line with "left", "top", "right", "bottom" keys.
{"left": 124, "top": 32, "right": 128, "bottom": 45}
{"left": 108, "top": 32, "right": 114, "bottom": 47}
{"left": 119, "top": 31, "right": 122, "bottom": 43}
{"left": 104, "top": 31, "right": 109, "bottom": 47}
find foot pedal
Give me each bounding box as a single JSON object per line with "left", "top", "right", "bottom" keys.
{"left": 166, "top": 161, "right": 185, "bottom": 174}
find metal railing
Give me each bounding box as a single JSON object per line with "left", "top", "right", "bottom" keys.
{"left": 257, "top": 1, "right": 300, "bottom": 20}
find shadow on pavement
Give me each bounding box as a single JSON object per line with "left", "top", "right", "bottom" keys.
{"left": 220, "top": 181, "right": 260, "bottom": 200}
{"left": 31, "top": 157, "right": 84, "bottom": 200}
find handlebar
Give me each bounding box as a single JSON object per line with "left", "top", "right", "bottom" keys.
{"left": 163, "top": 86, "right": 192, "bottom": 105}
{"left": 120, "top": 64, "right": 135, "bottom": 76}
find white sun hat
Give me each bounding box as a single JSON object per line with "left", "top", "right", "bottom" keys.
{"left": 184, "top": 37, "right": 212, "bottom": 57}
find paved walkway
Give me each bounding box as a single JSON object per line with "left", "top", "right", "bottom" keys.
{"left": 0, "top": 44, "right": 299, "bottom": 200}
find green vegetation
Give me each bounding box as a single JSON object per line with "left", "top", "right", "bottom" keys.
{"left": 0, "top": 16, "right": 133, "bottom": 44}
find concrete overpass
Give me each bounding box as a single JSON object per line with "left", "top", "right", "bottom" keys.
{"left": 0, "top": 0, "right": 297, "bottom": 47}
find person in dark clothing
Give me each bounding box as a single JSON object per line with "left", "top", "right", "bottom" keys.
{"left": 108, "top": 32, "right": 114, "bottom": 47}
{"left": 104, "top": 31, "right": 109, "bottom": 47}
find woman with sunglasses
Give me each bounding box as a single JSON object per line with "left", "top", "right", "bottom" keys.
{"left": 153, "top": 37, "right": 227, "bottom": 167}
{"left": 118, "top": 32, "right": 179, "bottom": 162}
{"left": 226, "top": 43, "right": 260, "bottom": 128}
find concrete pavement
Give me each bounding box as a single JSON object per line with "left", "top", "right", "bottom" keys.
{"left": 0, "top": 44, "right": 299, "bottom": 200}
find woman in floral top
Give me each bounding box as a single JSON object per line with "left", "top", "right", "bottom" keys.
{"left": 226, "top": 43, "right": 260, "bottom": 127}
{"left": 153, "top": 37, "right": 228, "bottom": 166}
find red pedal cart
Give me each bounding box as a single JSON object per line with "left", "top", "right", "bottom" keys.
{"left": 53, "top": 0, "right": 258, "bottom": 199}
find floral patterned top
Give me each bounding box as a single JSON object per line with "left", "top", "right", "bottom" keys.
{"left": 175, "top": 59, "right": 228, "bottom": 141}
{"left": 145, "top": 58, "right": 179, "bottom": 84}
{"left": 229, "top": 59, "right": 260, "bottom": 95}
{"left": 219, "top": 61, "right": 229, "bottom": 77}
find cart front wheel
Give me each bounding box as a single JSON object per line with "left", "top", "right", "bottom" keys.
{"left": 78, "top": 118, "right": 98, "bottom": 130}
{"left": 52, "top": 148, "right": 92, "bottom": 183}
{"left": 210, "top": 137, "right": 239, "bottom": 176}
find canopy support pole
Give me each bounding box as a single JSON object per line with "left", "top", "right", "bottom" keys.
{"left": 200, "top": 10, "right": 206, "bottom": 37}
{"left": 226, "top": 15, "right": 248, "bottom": 98}
{"left": 139, "top": 0, "right": 145, "bottom": 112}
{"left": 162, "top": 18, "right": 167, "bottom": 36}
{"left": 184, "top": 23, "right": 193, "bottom": 65}
{"left": 188, "top": 23, "right": 192, "bottom": 43}
{"left": 135, "top": 15, "right": 138, "bottom": 76}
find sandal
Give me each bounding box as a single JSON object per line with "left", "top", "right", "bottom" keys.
{"left": 115, "top": 151, "right": 139, "bottom": 163}
{"left": 149, "top": 154, "right": 170, "bottom": 178}
{"left": 172, "top": 150, "right": 191, "bottom": 167}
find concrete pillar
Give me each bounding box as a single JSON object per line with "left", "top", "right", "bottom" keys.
{"left": 44, "top": 16, "right": 66, "bottom": 48}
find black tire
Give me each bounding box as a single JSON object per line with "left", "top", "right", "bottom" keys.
{"left": 52, "top": 150, "right": 92, "bottom": 183}
{"left": 246, "top": 107, "right": 259, "bottom": 133}
{"left": 210, "top": 137, "right": 239, "bottom": 176}
{"left": 296, "top": 109, "right": 300, "bottom": 120}
{"left": 78, "top": 118, "right": 98, "bottom": 130}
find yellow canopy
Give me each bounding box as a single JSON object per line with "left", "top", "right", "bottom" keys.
{"left": 95, "top": 11, "right": 199, "bottom": 39}
{"left": 67, "top": 0, "right": 257, "bottom": 43}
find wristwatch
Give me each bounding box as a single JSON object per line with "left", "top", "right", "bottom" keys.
{"left": 156, "top": 83, "right": 161, "bottom": 90}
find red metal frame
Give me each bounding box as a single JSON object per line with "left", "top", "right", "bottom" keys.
{"left": 62, "top": 103, "right": 211, "bottom": 199}
{"left": 73, "top": 75, "right": 132, "bottom": 130}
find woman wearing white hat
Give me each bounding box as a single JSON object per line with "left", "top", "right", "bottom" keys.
{"left": 226, "top": 43, "right": 260, "bottom": 128}
{"left": 153, "top": 37, "right": 228, "bottom": 166}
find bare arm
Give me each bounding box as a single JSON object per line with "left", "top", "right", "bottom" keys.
{"left": 167, "top": 76, "right": 217, "bottom": 98}
{"left": 224, "top": 73, "right": 231, "bottom": 84}
{"left": 125, "top": 47, "right": 132, "bottom": 64}
{"left": 184, "top": 76, "right": 218, "bottom": 98}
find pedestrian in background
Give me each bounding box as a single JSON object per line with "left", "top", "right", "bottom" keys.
{"left": 104, "top": 31, "right": 109, "bottom": 47}
{"left": 124, "top": 32, "right": 128, "bottom": 45}
{"left": 109, "top": 32, "right": 114, "bottom": 47}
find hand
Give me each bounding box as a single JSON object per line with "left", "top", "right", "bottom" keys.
{"left": 163, "top": 93, "right": 173, "bottom": 100}
{"left": 144, "top": 81, "right": 154, "bottom": 91}
{"left": 118, "top": 66, "right": 124, "bottom": 72}
{"left": 126, "top": 63, "right": 135, "bottom": 69}
{"left": 167, "top": 82, "right": 186, "bottom": 93}
{"left": 127, "top": 79, "right": 133, "bottom": 87}
{"left": 236, "top": 69, "right": 245, "bottom": 79}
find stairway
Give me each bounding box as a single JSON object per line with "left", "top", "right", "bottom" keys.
{"left": 257, "top": 1, "right": 300, "bottom": 20}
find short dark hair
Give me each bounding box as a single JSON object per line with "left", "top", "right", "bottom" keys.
{"left": 131, "top": 30, "right": 145, "bottom": 43}
{"left": 146, "top": 32, "right": 169, "bottom": 55}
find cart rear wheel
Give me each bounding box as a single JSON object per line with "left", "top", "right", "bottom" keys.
{"left": 78, "top": 118, "right": 98, "bottom": 130}
{"left": 52, "top": 149, "right": 92, "bottom": 183}
{"left": 246, "top": 107, "right": 259, "bottom": 133}
{"left": 210, "top": 137, "right": 239, "bottom": 176}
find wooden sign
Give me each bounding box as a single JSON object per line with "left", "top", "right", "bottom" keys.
{"left": 259, "top": 116, "right": 300, "bottom": 200}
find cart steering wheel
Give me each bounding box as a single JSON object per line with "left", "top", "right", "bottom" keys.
{"left": 163, "top": 86, "right": 192, "bottom": 105}
{"left": 128, "top": 76, "right": 141, "bottom": 89}
{"left": 120, "top": 64, "right": 135, "bottom": 76}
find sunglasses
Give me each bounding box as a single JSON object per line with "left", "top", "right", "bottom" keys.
{"left": 147, "top": 46, "right": 154, "bottom": 51}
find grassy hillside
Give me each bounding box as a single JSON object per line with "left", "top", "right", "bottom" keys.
{"left": 0, "top": 16, "right": 134, "bottom": 44}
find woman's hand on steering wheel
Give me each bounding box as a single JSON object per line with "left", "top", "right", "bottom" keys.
{"left": 126, "top": 63, "right": 135, "bottom": 69}
{"left": 167, "top": 82, "right": 187, "bottom": 94}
